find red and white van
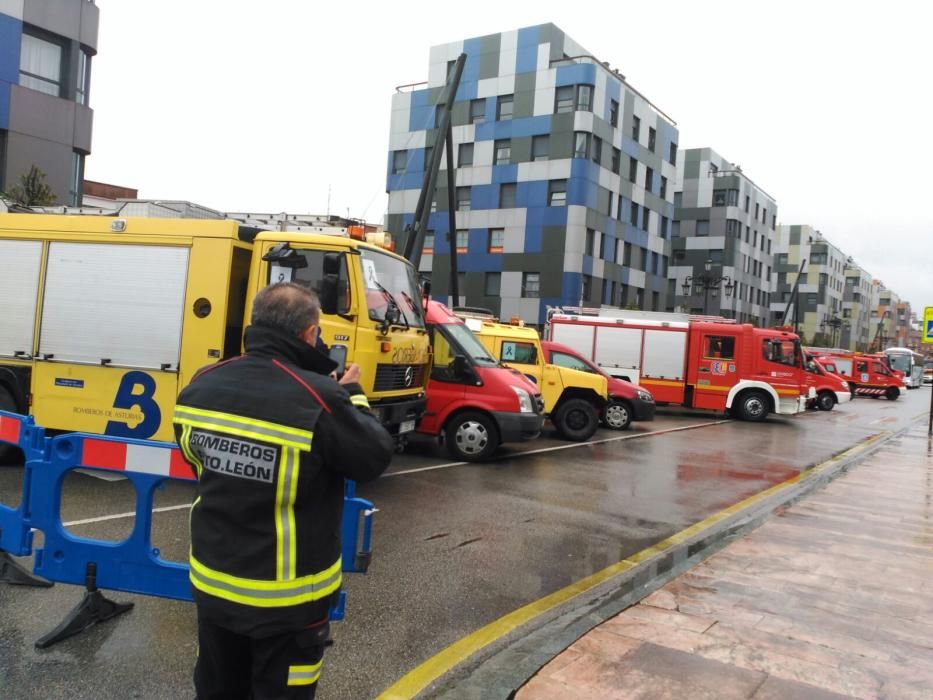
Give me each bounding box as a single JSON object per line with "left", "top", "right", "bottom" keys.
{"left": 418, "top": 301, "right": 545, "bottom": 460}
{"left": 815, "top": 352, "right": 901, "bottom": 401}
{"left": 803, "top": 355, "right": 851, "bottom": 411}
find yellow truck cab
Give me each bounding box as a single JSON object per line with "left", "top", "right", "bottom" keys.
{"left": 460, "top": 315, "right": 607, "bottom": 441}
{"left": 0, "top": 213, "right": 428, "bottom": 445}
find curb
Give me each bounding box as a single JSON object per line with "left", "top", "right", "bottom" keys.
{"left": 396, "top": 422, "right": 912, "bottom": 700}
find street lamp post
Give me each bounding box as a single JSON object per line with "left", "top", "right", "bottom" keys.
{"left": 682, "top": 259, "right": 734, "bottom": 316}
{"left": 821, "top": 314, "right": 846, "bottom": 348}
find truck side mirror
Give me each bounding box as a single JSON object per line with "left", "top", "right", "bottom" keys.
{"left": 319, "top": 253, "right": 341, "bottom": 315}
{"left": 452, "top": 354, "right": 470, "bottom": 378}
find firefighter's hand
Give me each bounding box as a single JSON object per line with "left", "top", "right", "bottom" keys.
{"left": 339, "top": 363, "right": 361, "bottom": 386}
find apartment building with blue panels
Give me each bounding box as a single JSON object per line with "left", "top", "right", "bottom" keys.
{"left": 0, "top": 0, "right": 98, "bottom": 204}
{"left": 385, "top": 23, "right": 679, "bottom": 325}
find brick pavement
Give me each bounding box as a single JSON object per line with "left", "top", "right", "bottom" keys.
{"left": 517, "top": 421, "right": 933, "bottom": 700}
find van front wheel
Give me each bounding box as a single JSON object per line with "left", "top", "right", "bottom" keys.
{"left": 736, "top": 391, "right": 769, "bottom": 422}
{"left": 445, "top": 411, "right": 499, "bottom": 462}
{"left": 553, "top": 399, "right": 599, "bottom": 441}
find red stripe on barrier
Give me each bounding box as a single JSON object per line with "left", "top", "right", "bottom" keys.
{"left": 82, "top": 439, "right": 128, "bottom": 471}
{"left": 0, "top": 416, "right": 20, "bottom": 444}
{"left": 169, "top": 449, "right": 195, "bottom": 481}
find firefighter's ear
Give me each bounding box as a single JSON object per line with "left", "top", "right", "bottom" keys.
{"left": 300, "top": 324, "right": 320, "bottom": 347}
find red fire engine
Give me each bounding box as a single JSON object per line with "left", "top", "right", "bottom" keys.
{"left": 813, "top": 351, "right": 901, "bottom": 401}
{"left": 547, "top": 310, "right": 811, "bottom": 421}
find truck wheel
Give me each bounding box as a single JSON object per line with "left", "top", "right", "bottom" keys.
{"left": 736, "top": 391, "right": 769, "bottom": 422}
{"left": 0, "top": 385, "right": 20, "bottom": 464}
{"left": 553, "top": 399, "right": 599, "bottom": 441}
{"left": 602, "top": 400, "right": 632, "bottom": 430}
{"left": 444, "top": 411, "right": 499, "bottom": 462}
{"left": 816, "top": 391, "right": 836, "bottom": 411}
{"left": 885, "top": 387, "right": 900, "bottom": 401}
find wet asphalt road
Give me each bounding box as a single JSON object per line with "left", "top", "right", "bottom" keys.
{"left": 0, "top": 390, "right": 926, "bottom": 699}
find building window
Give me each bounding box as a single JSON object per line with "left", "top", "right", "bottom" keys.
{"left": 585, "top": 228, "right": 595, "bottom": 257}
{"left": 755, "top": 202, "right": 760, "bottom": 218}
{"left": 576, "top": 84, "right": 593, "bottom": 112}
{"left": 423, "top": 232, "right": 435, "bottom": 252}
{"left": 709, "top": 249, "right": 723, "bottom": 263}
{"left": 581, "top": 274, "right": 592, "bottom": 301}
{"left": 674, "top": 192, "right": 682, "bottom": 208}
{"left": 727, "top": 189, "right": 739, "bottom": 206}
{"left": 392, "top": 150, "right": 408, "bottom": 175}
{"left": 488, "top": 228, "right": 504, "bottom": 252}
{"left": 485, "top": 272, "right": 501, "bottom": 296}
{"left": 672, "top": 221, "right": 680, "bottom": 237}
{"left": 494, "top": 139, "right": 511, "bottom": 165}
{"left": 424, "top": 146, "right": 433, "bottom": 170}
{"left": 497, "top": 94, "right": 514, "bottom": 121}
{"left": 611, "top": 147, "right": 621, "bottom": 174}
{"left": 696, "top": 220, "right": 710, "bottom": 236}
{"left": 555, "top": 86, "right": 574, "bottom": 113}
{"left": 532, "top": 135, "right": 549, "bottom": 161}
{"left": 20, "top": 31, "right": 63, "bottom": 97}
{"left": 456, "top": 187, "right": 471, "bottom": 211}
{"left": 641, "top": 208, "right": 650, "bottom": 232}
{"left": 645, "top": 167, "right": 653, "bottom": 193}
{"left": 745, "top": 195, "right": 750, "bottom": 212}
{"left": 623, "top": 242, "right": 632, "bottom": 266}
{"left": 458, "top": 143, "right": 474, "bottom": 167}
{"left": 455, "top": 229, "right": 469, "bottom": 252}
{"left": 69, "top": 150, "right": 84, "bottom": 206}
{"left": 762, "top": 207, "right": 767, "bottom": 224}
{"left": 500, "top": 183, "right": 517, "bottom": 208}
{"left": 713, "top": 190, "right": 727, "bottom": 206}
{"left": 609, "top": 99, "right": 619, "bottom": 127}
{"left": 632, "top": 115, "right": 641, "bottom": 142}
{"left": 522, "top": 272, "right": 540, "bottom": 298}
{"left": 573, "top": 131, "right": 590, "bottom": 159}
{"left": 661, "top": 216, "right": 669, "bottom": 238}
{"left": 648, "top": 127, "right": 656, "bottom": 152}
{"left": 548, "top": 179, "right": 567, "bottom": 206}
{"left": 668, "top": 142, "right": 677, "bottom": 164}
{"left": 725, "top": 219, "right": 741, "bottom": 237}
{"left": 470, "top": 99, "right": 485, "bottom": 124}
{"left": 660, "top": 176, "right": 667, "bottom": 199}
{"left": 807, "top": 293, "right": 818, "bottom": 305}
{"left": 591, "top": 135, "right": 602, "bottom": 164}
{"left": 76, "top": 49, "right": 90, "bottom": 105}
{"left": 628, "top": 158, "right": 638, "bottom": 184}
{"left": 630, "top": 203, "right": 639, "bottom": 227}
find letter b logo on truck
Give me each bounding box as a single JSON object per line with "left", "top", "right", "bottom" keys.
{"left": 105, "top": 371, "right": 161, "bottom": 439}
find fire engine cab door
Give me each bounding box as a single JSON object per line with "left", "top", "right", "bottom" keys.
{"left": 692, "top": 331, "right": 739, "bottom": 411}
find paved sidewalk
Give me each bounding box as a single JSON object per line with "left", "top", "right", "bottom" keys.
{"left": 517, "top": 420, "right": 933, "bottom": 700}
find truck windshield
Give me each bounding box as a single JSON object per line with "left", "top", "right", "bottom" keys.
{"left": 441, "top": 323, "right": 497, "bottom": 365}
{"left": 360, "top": 249, "right": 424, "bottom": 328}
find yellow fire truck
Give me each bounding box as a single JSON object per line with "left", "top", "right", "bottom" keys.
{"left": 0, "top": 213, "right": 429, "bottom": 444}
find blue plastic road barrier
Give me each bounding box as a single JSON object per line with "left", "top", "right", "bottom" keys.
{"left": 24, "top": 431, "right": 375, "bottom": 620}
{"left": 0, "top": 410, "right": 45, "bottom": 557}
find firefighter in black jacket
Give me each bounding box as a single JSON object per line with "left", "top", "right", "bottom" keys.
{"left": 174, "top": 282, "right": 394, "bottom": 699}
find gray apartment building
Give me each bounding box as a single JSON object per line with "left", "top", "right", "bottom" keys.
{"left": 841, "top": 262, "right": 873, "bottom": 351}
{"left": 670, "top": 148, "right": 777, "bottom": 324}
{"left": 0, "top": 0, "right": 98, "bottom": 205}
{"left": 386, "top": 23, "right": 679, "bottom": 324}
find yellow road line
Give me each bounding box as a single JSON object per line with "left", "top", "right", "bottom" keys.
{"left": 377, "top": 430, "right": 891, "bottom": 699}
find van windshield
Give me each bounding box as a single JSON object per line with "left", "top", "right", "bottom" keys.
{"left": 441, "top": 323, "right": 497, "bottom": 366}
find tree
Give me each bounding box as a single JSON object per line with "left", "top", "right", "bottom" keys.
{"left": 2, "top": 165, "right": 57, "bottom": 206}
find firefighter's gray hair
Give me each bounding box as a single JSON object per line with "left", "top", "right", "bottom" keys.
{"left": 251, "top": 282, "right": 321, "bottom": 336}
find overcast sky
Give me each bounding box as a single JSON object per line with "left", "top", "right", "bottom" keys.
{"left": 87, "top": 0, "right": 932, "bottom": 311}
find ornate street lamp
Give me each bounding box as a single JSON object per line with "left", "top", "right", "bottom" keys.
{"left": 682, "top": 259, "right": 735, "bottom": 316}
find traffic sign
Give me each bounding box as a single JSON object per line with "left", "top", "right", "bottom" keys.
{"left": 925, "top": 307, "right": 933, "bottom": 344}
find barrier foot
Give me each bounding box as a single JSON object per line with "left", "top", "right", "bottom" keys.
{"left": 35, "top": 562, "right": 133, "bottom": 649}
{"left": 0, "top": 549, "right": 52, "bottom": 587}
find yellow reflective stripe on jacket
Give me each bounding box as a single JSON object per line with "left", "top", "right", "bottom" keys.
{"left": 288, "top": 661, "right": 322, "bottom": 686}
{"left": 275, "top": 447, "right": 301, "bottom": 580}
{"left": 174, "top": 405, "right": 313, "bottom": 451}
{"left": 179, "top": 424, "right": 203, "bottom": 477}
{"left": 189, "top": 555, "right": 342, "bottom": 608}
{"left": 349, "top": 394, "right": 371, "bottom": 409}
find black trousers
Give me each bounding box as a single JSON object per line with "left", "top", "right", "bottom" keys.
{"left": 195, "top": 610, "right": 329, "bottom": 700}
